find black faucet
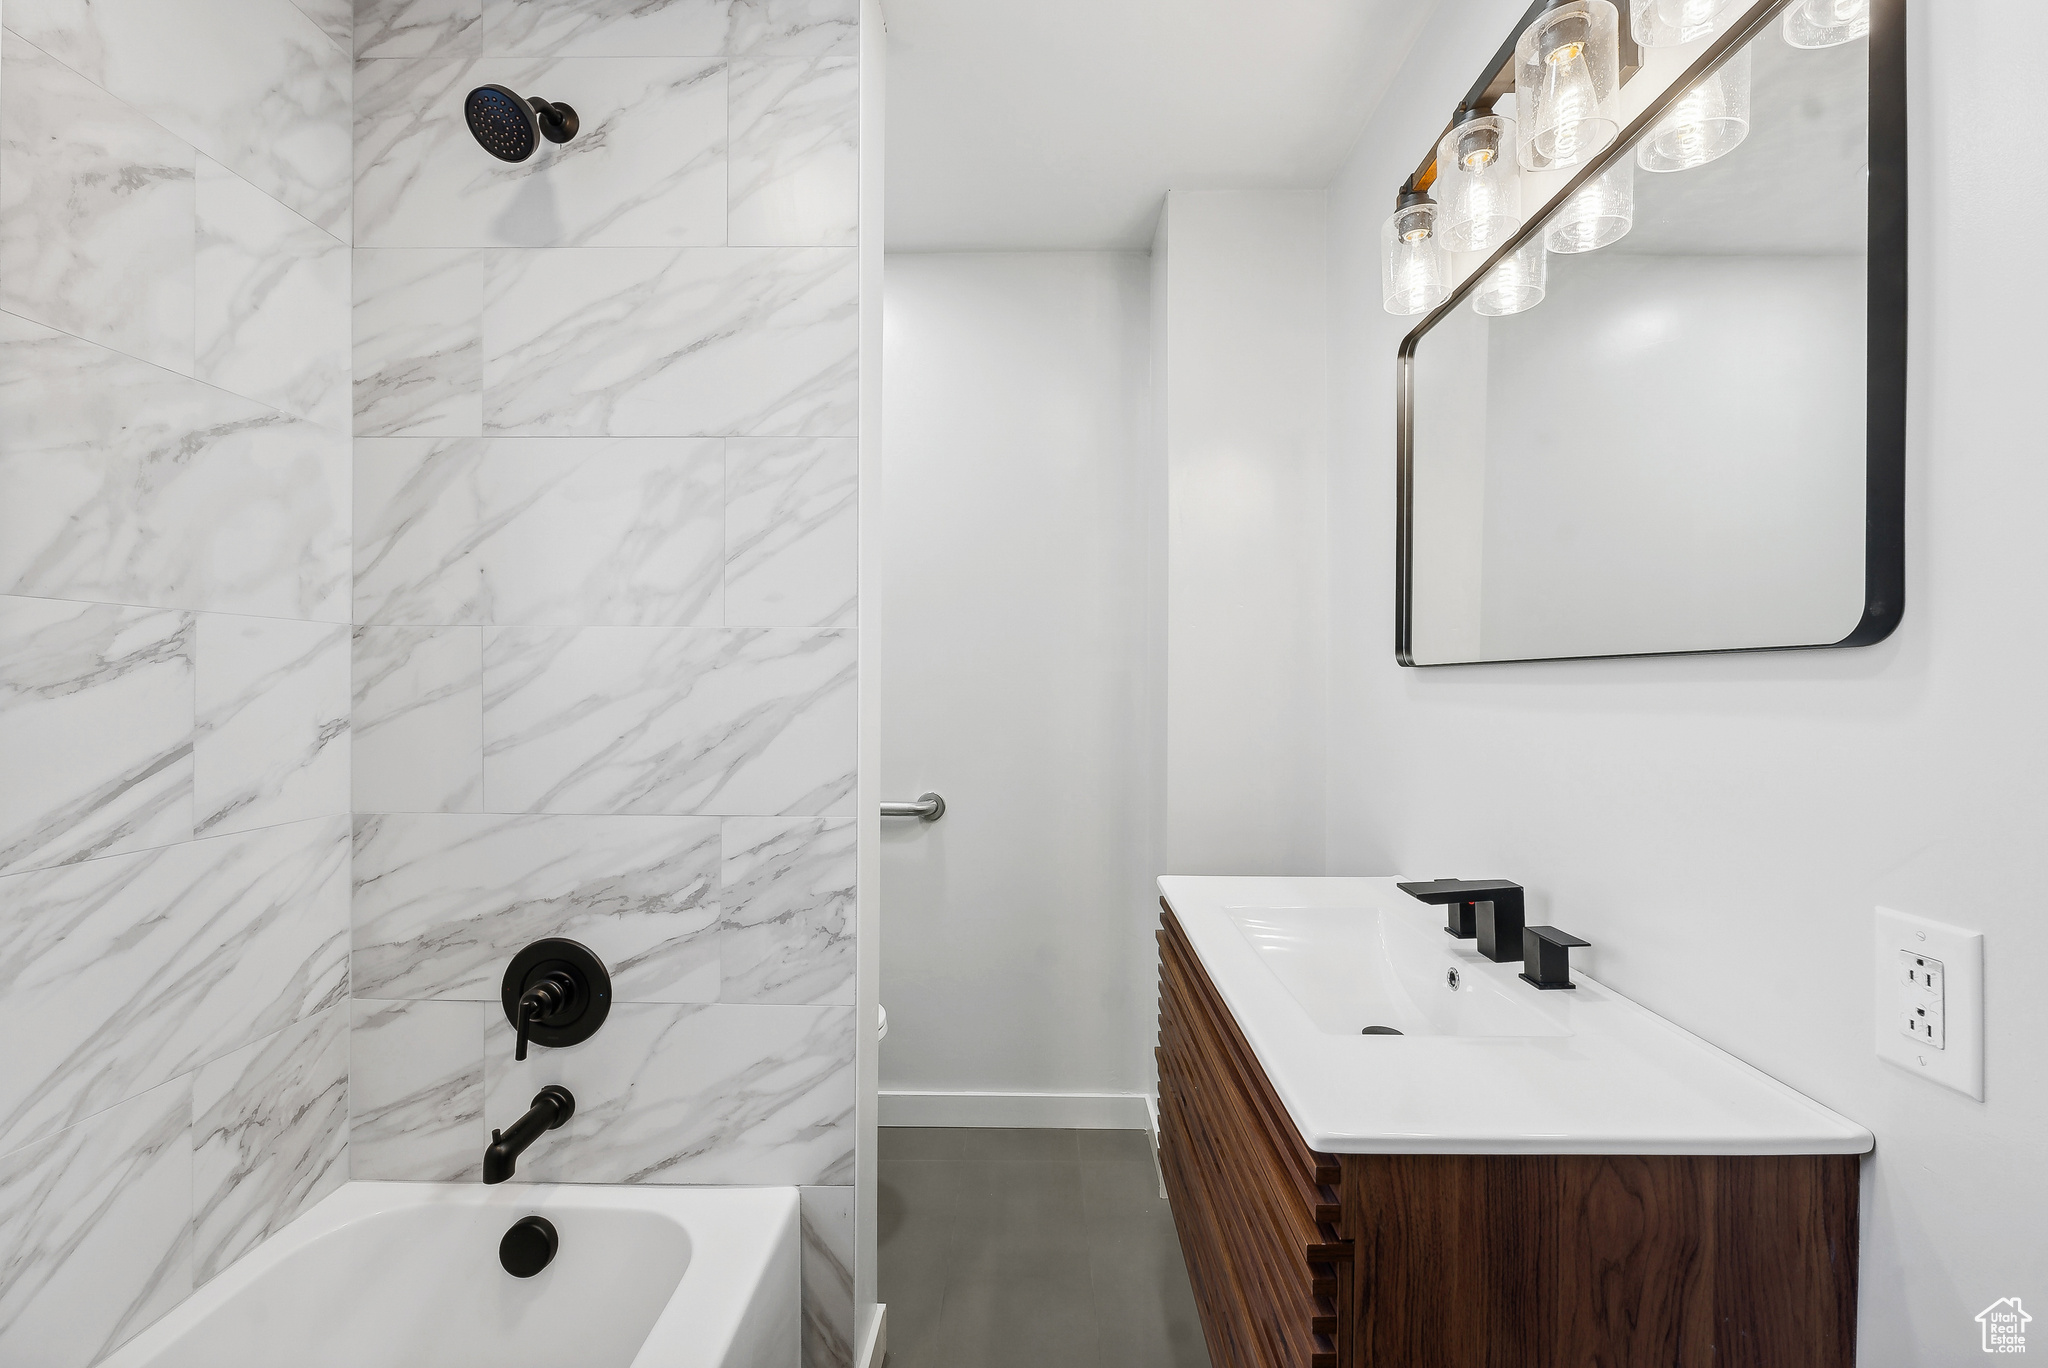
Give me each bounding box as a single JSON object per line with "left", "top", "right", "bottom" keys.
{"left": 1396, "top": 878, "right": 1527, "bottom": 964}
{"left": 483, "top": 1085, "right": 575, "bottom": 1185}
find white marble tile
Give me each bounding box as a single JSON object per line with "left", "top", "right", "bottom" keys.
{"left": 355, "top": 57, "right": 725, "bottom": 247}
{"left": 482, "top": 0, "right": 728, "bottom": 56}
{"left": 348, "top": 998, "right": 486, "bottom": 1180}
{"left": 729, "top": 55, "right": 857, "bottom": 248}
{"left": 357, "top": 0, "right": 483, "bottom": 57}
{"left": 352, "top": 813, "right": 722, "bottom": 1002}
{"left": 196, "top": 157, "right": 351, "bottom": 430}
{"left": 0, "top": 314, "right": 352, "bottom": 621}
{"left": 355, "top": 437, "right": 725, "bottom": 627}
{"left": 194, "top": 616, "right": 351, "bottom": 837}
{"left": 482, "top": 627, "right": 856, "bottom": 815}
{"left": 293, "top": 0, "right": 355, "bottom": 53}
{"left": 0, "top": 1078, "right": 192, "bottom": 1368}
{"left": 727, "top": 0, "right": 856, "bottom": 59}
{"left": 191, "top": 1004, "right": 348, "bottom": 1284}
{"left": 720, "top": 819, "right": 854, "bottom": 1005}
{"left": 800, "top": 1186, "right": 855, "bottom": 1368}
{"left": 482, "top": 248, "right": 859, "bottom": 437}
{"left": 0, "top": 597, "right": 193, "bottom": 878}
{"left": 483, "top": 1003, "right": 854, "bottom": 1183}
{"left": 0, "top": 33, "right": 196, "bottom": 374}
{"left": 0, "top": 816, "right": 350, "bottom": 1155}
{"left": 352, "top": 626, "right": 485, "bottom": 813}
{"left": 725, "top": 438, "right": 857, "bottom": 627}
{"left": 7, "top": 0, "right": 353, "bottom": 237}
{"left": 354, "top": 248, "right": 486, "bottom": 437}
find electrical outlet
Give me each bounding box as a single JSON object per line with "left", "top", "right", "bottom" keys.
{"left": 1874, "top": 908, "right": 1983, "bottom": 1099}
{"left": 1898, "top": 949, "right": 1944, "bottom": 1048}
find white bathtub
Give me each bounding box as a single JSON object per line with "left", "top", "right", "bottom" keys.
{"left": 99, "top": 1183, "right": 799, "bottom": 1368}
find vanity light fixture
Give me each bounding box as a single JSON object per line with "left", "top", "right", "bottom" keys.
{"left": 1783, "top": 0, "right": 1869, "bottom": 48}
{"left": 1546, "top": 155, "right": 1635, "bottom": 252}
{"left": 1436, "top": 107, "right": 1524, "bottom": 254}
{"left": 1472, "top": 236, "right": 1548, "bottom": 317}
{"left": 1638, "top": 44, "right": 1752, "bottom": 171}
{"left": 1515, "top": 0, "right": 1622, "bottom": 172}
{"left": 1629, "top": 0, "right": 1736, "bottom": 47}
{"left": 1382, "top": 183, "right": 1449, "bottom": 316}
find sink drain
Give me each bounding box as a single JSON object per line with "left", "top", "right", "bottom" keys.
{"left": 1359, "top": 1025, "right": 1404, "bottom": 1036}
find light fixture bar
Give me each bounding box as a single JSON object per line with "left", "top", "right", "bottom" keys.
{"left": 1401, "top": 0, "right": 1643, "bottom": 197}
{"left": 1395, "top": 0, "right": 1805, "bottom": 336}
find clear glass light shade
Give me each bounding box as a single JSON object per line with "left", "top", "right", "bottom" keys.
{"left": 1783, "top": 0, "right": 1869, "bottom": 47}
{"left": 1630, "top": 0, "right": 1735, "bottom": 46}
{"left": 1382, "top": 202, "right": 1448, "bottom": 316}
{"left": 1436, "top": 116, "right": 1524, "bottom": 253}
{"left": 1637, "top": 46, "right": 1752, "bottom": 172}
{"left": 1515, "top": 0, "right": 1622, "bottom": 172}
{"left": 1545, "top": 156, "right": 1635, "bottom": 252}
{"left": 1472, "top": 237, "right": 1548, "bottom": 317}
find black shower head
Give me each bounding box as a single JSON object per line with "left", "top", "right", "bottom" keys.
{"left": 464, "top": 84, "right": 579, "bottom": 163}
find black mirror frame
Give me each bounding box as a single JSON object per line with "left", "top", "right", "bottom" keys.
{"left": 1394, "top": 0, "right": 1907, "bottom": 668}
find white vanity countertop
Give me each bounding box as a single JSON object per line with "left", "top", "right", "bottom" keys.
{"left": 1159, "top": 875, "right": 1874, "bottom": 1156}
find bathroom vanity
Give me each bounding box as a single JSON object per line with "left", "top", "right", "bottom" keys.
{"left": 1155, "top": 876, "right": 1871, "bottom": 1368}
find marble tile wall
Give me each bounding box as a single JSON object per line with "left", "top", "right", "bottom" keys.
{"left": 0, "top": 4, "right": 354, "bottom": 1363}
{"left": 348, "top": 5, "right": 860, "bottom": 1365}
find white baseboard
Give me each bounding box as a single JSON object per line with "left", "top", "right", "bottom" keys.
{"left": 878, "top": 1090, "right": 1151, "bottom": 1130}
{"left": 855, "top": 1303, "right": 886, "bottom": 1368}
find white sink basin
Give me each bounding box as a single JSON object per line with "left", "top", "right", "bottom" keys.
{"left": 1161, "top": 875, "right": 1874, "bottom": 1156}
{"left": 1228, "top": 904, "right": 1567, "bottom": 1039}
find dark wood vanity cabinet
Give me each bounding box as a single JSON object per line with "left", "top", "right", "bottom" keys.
{"left": 1155, "top": 902, "right": 1861, "bottom": 1368}
{"left": 1157, "top": 901, "right": 1349, "bottom": 1368}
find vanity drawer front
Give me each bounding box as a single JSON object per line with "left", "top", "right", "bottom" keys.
{"left": 1158, "top": 902, "right": 1349, "bottom": 1368}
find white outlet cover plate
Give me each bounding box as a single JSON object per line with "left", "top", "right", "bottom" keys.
{"left": 1874, "top": 906, "right": 1984, "bottom": 1100}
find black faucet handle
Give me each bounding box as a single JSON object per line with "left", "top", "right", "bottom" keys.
{"left": 515, "top": 997, "right": 535, "bottom": 1062}
{"left": 514, "top": 981, "right": 547, "bottom": 1062}
{"left": 514, "top": 970, "right": 577, "bottom": 1062}
{"left": 1520, "top": 926, "right": 1591, "bottom": 991}
{"left": 503, "top": 940, "right": 612, "bottom": 1062}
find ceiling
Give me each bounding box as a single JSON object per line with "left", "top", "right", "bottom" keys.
{"left": 881, "top": 0, "right": 1431, "bottom": 251}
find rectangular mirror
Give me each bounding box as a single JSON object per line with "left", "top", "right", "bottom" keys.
{"left": 1397, "top": 0, "right": 1904, "bottom": 666}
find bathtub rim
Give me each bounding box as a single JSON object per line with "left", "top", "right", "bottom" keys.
{"left": 97, "top": 1180, "right": 802, "bottom": 1368}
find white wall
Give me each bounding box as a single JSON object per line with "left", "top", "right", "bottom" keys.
{"left": 1157, "top": 191, "right": 1331, "bottom": 876}
{"left": 879, "top": 252, "right": 1161, "bottom": 1109}
{"left": 1328, "top": 1, "right": 2048, "bottom": 1360}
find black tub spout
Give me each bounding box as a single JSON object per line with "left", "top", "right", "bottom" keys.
{"left": 483, "top": 1085, "right": 575, "bottom": 1185}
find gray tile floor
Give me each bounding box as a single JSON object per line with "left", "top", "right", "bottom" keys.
{"left": 879, "top": 1128, "right": 1212, "bottom": 1368}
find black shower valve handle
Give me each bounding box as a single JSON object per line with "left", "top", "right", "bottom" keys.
{"left": 514, "top": 995, "right": 536, "bottom": 1063}
{"left": 513, "top": 970, "right": 574, "bottom": 1062}
{"left": 502, "top": 939, "right": 612, "bottom": 1061}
